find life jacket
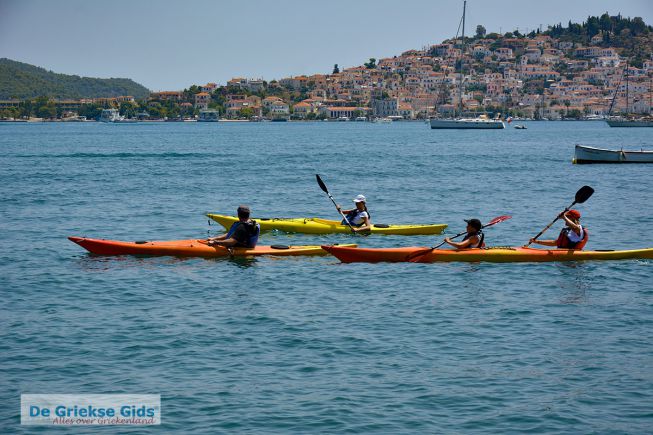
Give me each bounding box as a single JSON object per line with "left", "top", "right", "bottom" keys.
{"left": 556, "top": 226, "right": 588, "bottom": 250}
{"left": 226, "top": 220, "right": 260, "bottom": 248}
{"left": 341, "top": 208, "right": 370, "bottom": 226}
{"left": 462, "top": 230, "right": 485, "bottom": 248}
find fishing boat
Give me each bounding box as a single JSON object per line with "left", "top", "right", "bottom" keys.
{"left": 573, "top": 145, "right": 653, "bottom": 164}
{"left": 428, "top": 1, "right": 505, "bottom": 130}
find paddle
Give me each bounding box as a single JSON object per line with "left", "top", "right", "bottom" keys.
{"left": 407, "top": 215, "right": 512, "bottom": 261}
{"left": 315, "top": 174, "right": 356, "bottom": 233}
{"left": 525, "top": 185, "right": 594, "bottom": 247}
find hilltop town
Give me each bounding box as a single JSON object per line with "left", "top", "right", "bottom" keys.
{"left": 1, "top": 13, "right": 652, "bottom": 121}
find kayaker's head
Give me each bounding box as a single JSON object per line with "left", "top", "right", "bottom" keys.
{"left": 464, "top": 218, "right": 482, "bottom": 233}
{"left": 353, "top": 194, "right": 366, "bottom": 210}
{"left": 237, "top": 205, "right": 251, "bottom": 221}
{"left": 565, "top": 209, "right": 581, "bottom": 224}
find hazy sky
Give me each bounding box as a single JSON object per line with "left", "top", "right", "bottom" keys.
{"left": 1, "top": 0, "right": 651, "bottom": 91}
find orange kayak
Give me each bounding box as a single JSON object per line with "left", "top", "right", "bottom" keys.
{"left": 322, "top": 245, "right": 653, "bottom": 263}
{"left": 69, "top": 237, "right": 355, "bottom": 258}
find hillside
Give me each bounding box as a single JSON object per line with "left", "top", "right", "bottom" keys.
{"left": 0, "top": 58, "right": 150, "bottom": 100}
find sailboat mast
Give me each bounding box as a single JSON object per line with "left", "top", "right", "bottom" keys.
{"left": 459, "top": 0, "right": 466, "bottom": 116}
{"left": 625, "top": 62, "right": 629, "bottom": 114}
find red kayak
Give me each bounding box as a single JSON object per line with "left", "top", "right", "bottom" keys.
{"left": 69, "top": 237, "right": 355, "bottom": 258}
{"left": 321, "top": 245, "right": 653, "bottom": 263}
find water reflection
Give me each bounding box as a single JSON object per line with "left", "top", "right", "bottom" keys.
{"left": 555, "top": 262, "right": 591, "bottom": 304}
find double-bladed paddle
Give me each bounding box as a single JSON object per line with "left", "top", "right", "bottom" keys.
{"left": 525, "top": 185, "right": 594, "bottom": 247}
{"left": 407, "top": 215, "right": 512, "bottom": 261}
{"left": 315, "top": 174, "right": 356, "bottom": 233}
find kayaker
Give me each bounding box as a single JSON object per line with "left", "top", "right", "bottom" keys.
{"left": 207, "top": 205, "right": 260, "bottom": 248}
{"left": 337, "top": 194, "right": 371, "bottom": 232}
{"left": 529, "top": 209, "right": 588, "bottom": 249}
{"left": 444, "top": 218, "right": 485, "bottom": 249}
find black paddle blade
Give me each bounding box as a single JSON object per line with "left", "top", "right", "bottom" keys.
{"left": 575, "top": 186, "right": 594, "bottom": 204}
{"left": 316, "top": 174, "right": 329, "bottom": 193}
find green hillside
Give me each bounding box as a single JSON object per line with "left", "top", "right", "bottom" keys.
{"left": 0, "top": 58, "right": 150, "bottom": 100}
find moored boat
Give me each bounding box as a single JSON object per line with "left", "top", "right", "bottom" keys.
{"left": 430, "top": 116, "right": 505, "bottom": 129}
{"left": 69, "top": 237, "right": 355, "bottom": 258}
{"left": 573, "top": 144, "right": 653, "bottom": 164}
{"left": 207, "top": 214, "right": 447, "bottom": 235}
{"left": 606, "top": 118, "right": 653, "bottom": 128}
{"left": 98, "top": 108, "right": 122, "bottom": 122}
{"left": 322, "top": 245, "right": 653, "bottom": 263}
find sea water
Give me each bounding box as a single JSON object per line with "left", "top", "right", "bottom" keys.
{"left": 1, "top": 121, "right": 652, "bottom": 433}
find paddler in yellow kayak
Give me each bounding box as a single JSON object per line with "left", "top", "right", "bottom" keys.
{"left": 529, "top": 209, "right": 588, "bottom": 250}
{"left": 207, "top": 205, "right": 260, "bottom": 248}
{"left": 336, "top": 194, "right": 372, "bottom": 233}
{"left": 444, "top": 218, "right": 486, "bottom": 249}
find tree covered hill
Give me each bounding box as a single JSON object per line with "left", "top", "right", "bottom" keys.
{"left": 0, "top": 58, "right": 150, "bottom": 100}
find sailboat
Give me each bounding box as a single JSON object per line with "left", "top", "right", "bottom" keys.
{"left": 429, "top": 0, "right": 505, "bottom": 129}
{"left": 606, "top": 63, "right": 653, "bottom": 127}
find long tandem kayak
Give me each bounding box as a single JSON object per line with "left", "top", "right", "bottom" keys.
{"left": 322, "top": 245, "right": 653, "bottom": 263}
{"left": 69, "top": 237, "right": 355, "bottom": 258}
{"left": 207, "top": 214, "right": 447, "bottom": 235}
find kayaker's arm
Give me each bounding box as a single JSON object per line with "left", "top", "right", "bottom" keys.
{"left": 208, "top": 237, "right": 238, "bottom": 247}
{"left": 444, "top": 236, "right": 476, "bottom": 249}
{"left": 528, "top": 238, "right": 557, "bottom": 247}
{"left": 561, "top": 212, "right": 582, "bottom": 232}
{"left": 352, "top": 215, "right": 371, "bottom": 233}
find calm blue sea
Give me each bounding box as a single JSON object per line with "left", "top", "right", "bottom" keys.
{"left": 1, "top": 121, "right": 652, "bottom": 433}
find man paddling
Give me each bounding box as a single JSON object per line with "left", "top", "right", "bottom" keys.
{"left": 529, "top": 209, "right": 588, "bottom": 250}
{"left": 444, "top": 218, "right": 485, "bottom": 249}
{"left": 207, "top": 205, "right": 260, "bottom": 248}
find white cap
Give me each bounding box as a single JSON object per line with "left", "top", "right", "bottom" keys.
{"left": 352, "top": 194, "right": 366, "bottom": 203}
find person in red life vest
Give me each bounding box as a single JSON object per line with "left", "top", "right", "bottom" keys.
{"left": 444, "top": 218, "right": 486, "bottom": 249}
{"left": 336, "top": 194, "right": 372, "bottom": 233}
{"left": 207, "top": 205, "right": 260, "bottom": 248}
{"left": 529, "top": 209, "right": 588, "bottom": 250}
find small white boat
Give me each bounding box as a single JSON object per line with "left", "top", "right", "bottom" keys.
{"left": 355, "top": 116, "right": 367, "bottom": 122}
{"left": 337, "top": 116, "right": 350, "bottom": 122}
{"left": 430, "top": 115, "right": 505, "bottom": 129}
{"left": 198, "top": 109, "right": 220, "bottom": 122}
{"left": 98, "top": 109, "right": 122, "bottom": 122}
{"left": 514, "top": 124, "right": 527, "bottom": 129}
{"left": 573, "top": 145, "right": 653, "bottom": 164}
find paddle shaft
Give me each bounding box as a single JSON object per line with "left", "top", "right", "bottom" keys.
{"left": 316, "top": 174, "right": 356, "bottom": 232}
{"left": 525, "top": 201, "right": 576, "bottom": 246}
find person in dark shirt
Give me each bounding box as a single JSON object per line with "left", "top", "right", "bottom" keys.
{"left": 207, "top": 205, "right": 260, "bottom": 248}
{"left": 444, "top": 218, "right": 485, "bottom": 249}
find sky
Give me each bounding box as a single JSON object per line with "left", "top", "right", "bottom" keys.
{"left": 1, "top": 0, "right": 651, "bottom": 91}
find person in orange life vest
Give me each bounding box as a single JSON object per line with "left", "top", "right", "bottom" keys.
{"left": 444, "top": 218, "right": 485, "bottom": 249}
{"left": 336, "top": 194, "right": 372, "bottom": 233}
{"left": 207, "top": 205, "right": 260, "bottom": 248}
{"left": 529, "top": 209, "right": 588, "bottom": 250}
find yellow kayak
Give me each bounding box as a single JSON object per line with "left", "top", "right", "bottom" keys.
{"left": 207, "top": 214, "right": 447, "bottom": 235}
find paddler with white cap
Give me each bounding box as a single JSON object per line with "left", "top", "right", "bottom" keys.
{"left": 336, "top": 194, "right": 372, "bottom": 233}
